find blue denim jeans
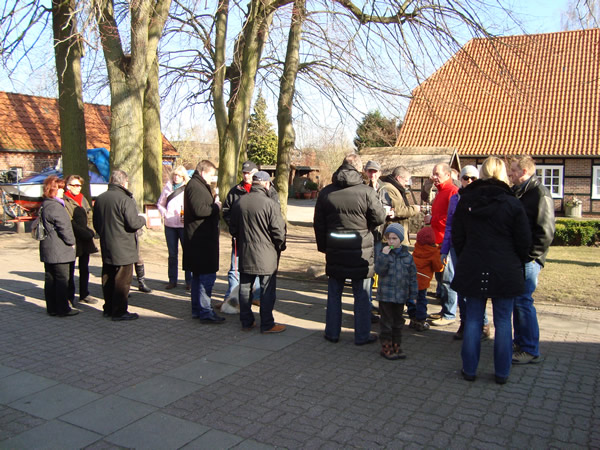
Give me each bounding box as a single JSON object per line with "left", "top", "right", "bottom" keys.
{"left": 513, "top": 261, "right": 541, "bottom": 356}
{"left": 439, "top": 250, "right": 457, "bottom": 320}
{"left": 462, "top": 296, "right": 514, "bottom": 379}
{"left": 225, "top": 240, "right": 260, "bottom": 300}
{"left": 326, "top": 277, "right": 372, "bottom": 344}
{"left": 239, "top": 273, "right": 277, "bottom": 331}
{"left": 165, "top": 226, "right": 191, "bottom": 286}
{"left": 453, "top": 249, "right": 488, "bottom": 325}
{"left": 416, "top": 289, "right": 428, "bottom": 321}
{"left": 190, "top": 272, "right": 217, "bottom": 319}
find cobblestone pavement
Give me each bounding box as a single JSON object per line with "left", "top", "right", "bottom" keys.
{"left": 0, "top": 222, "right": 599, "bottom": 449}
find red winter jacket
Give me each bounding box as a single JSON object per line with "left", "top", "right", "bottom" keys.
{"left": 431, "top": 178, "right": 458, "bottom": 244}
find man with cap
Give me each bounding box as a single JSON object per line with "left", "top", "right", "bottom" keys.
{"left": 183, "top": 159, "right": 225, "bottom": 323}
{"left": 223, "top": 161, "right": 278, "bottom": 305}
{"left": 379, "top": 166, "right": 421, "bottom": 245}
{"left": 229, "top": 171, "right": 287, "bottom": 333}
{"left": 433, "top": 165, "right": 490, "bottom": 336}
{"left": 314, "top": 153, "right": 386, "bottom": 345}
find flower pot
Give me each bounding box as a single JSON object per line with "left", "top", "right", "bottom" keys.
{"left": 565, "top": 204, "right": 582, "bottom": 218}
{"left": 303, "top": 192, "right": 312, "bottom": 199}
{"left": 295, "top": 192, "right": 301, "bottom": 199}
{"left": 311, "top": 190, "right": 317, "bottom": 199}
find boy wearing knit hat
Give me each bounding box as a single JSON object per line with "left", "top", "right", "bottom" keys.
{"left": 374, "top": 223, "right": 417, "bottom": 360}
{"left": 411, "top": 226, "right": 445, "bottom": 331}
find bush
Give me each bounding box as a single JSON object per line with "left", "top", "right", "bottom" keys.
{"left": 305, "top": 180, "right": 319, "bottom": 191}
{"left": 552, "top": 219, "right": 600, "bottom": 246}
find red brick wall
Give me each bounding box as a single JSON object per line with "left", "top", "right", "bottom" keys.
{"left": 0, "top": 152, "right": 59, "bottom": 176}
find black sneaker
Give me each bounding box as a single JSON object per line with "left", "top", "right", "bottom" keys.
{"left": 112, "top": 312, "right": 139, "bottom": 321}
{"left": 199, "top": 314, "right": 225, "bottom": 324}
{"left": 355, "top": 333, "right": 378, "bottom": 346}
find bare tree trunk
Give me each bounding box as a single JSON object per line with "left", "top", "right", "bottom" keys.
{"left": 275, "top": 0, "right": 305, "bottom": 220}
{"left": 143, "top": 54, "right": 163, "bottom": 204}
{"left": 52, "top": 0, "right": 90, "bottom": 200}
{"left": 95, "top": 0, "right": 170, "bottom": 209}
{"left": 214, "top": 0, "right": 275, "bottom": 199}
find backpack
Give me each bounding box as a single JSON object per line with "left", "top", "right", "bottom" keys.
{"left": 31, "top": 206, "right": 49, "bottom": 241}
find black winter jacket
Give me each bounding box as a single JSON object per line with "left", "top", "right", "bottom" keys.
{"left": 183, "top": 171, "right": 220, "bottom": 274}
{"left": 451, "top": 178, "right": 531, "bottom": 298}
{"left": 223, "top": 181, "right": 278, "bottom": 226}
{"left": 64, "top": 195, "right": 97, "bottom": 257}
{"left": 93, "top": 184, "right": 146, "bottom": 266}
{"left": 313, "top": 163, "right": 386, "bottom": 279}
{"left": 512, "top": 175, "right": 555, "bottom": 267}
{"left": 229, "top": 185, "right": 286, "bottom": 275}
{"left": 39, "top": 197, "right": 76, "bottom": 264}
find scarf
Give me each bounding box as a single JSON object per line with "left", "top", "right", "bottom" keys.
{"left": 243, "top": 182, "right": 252, "bottom": 193}
{"left": 381, "top": 175, "right": 410, "bottom": 206}
{"left": 173, "top": 181, "right": 184, "bottom": 190}
{"left": 65, "top": 190, "right": 83, "bottom": 207}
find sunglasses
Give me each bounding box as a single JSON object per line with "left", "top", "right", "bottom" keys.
{"left": 462, "top": 176, "right": 477, "bottom": 181}
{"left": 69, "top": 184, "right": 82, "bottom": 187}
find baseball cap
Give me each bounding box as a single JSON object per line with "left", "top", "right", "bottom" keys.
{"left": 364, "top": 160, "right": 381, "bottom": 171}
{"left": 242, "top": 161, "right": 258, "bottom": 173}
{"left": 252, "top": 171, "right": 271, "bottom": 182}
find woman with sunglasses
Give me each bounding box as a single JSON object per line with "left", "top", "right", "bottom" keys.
{"left": 64, "top": 174, "right": 98, "bottom": 305}
{"left": 439, "top": 166, "right": 490, "bottom": 340}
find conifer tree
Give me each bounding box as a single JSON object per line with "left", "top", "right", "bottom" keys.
{"left": 247, "top": 92, "right": 278, "bottom": 165}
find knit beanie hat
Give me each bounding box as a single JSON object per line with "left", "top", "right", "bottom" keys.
{"left": 416, "top": 226, "right": 436, "bottom": 246}
{"left": 384, "top": 223, "right": 405, "bottom": 243}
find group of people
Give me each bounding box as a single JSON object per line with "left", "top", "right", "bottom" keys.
{"left": 157, "top": 159, "right": 286, "bottom": 333}
{"left": 38, "top": 152, "right": 555, "bottom": 385}
{"left": 39, "top": 170, "right": 151, "bottom": 321}
{"left": 314, "top": 153, "right": 555, "bottom": 385}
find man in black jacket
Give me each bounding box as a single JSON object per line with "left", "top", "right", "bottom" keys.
{"left": 229, "top": 171, "right": 286, "bottom": 333}
{"left": 509, "top": 156, "right": 555, "bottom": 364}
{"left": 93, "top": 170, "right": 146, "bottom": 321}
{"left": 314, "top": 154, "right": 386, "bottom": 345}
{"left": 183, "top": 160, "right": 225, "bottom": 324}
{"left": 222, "top": 161, "right": 272, "bottom": 305}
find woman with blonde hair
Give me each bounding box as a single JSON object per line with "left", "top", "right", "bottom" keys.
{"left": 157, "top": 165, "right": 192, "bottom": 289}
{"left": 450, "top": 156, "right": 531, "bottom": 384}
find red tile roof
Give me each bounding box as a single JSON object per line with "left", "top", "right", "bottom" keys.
{"left": 395, "top": 29, "right": 600, "bottom": 157}
{"left": 0, "top": 91, "right": 177, "bottom": 155}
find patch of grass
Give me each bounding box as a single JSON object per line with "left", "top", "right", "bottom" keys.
{"left": 536, "top": 246, "right": 600, "bottom": 308}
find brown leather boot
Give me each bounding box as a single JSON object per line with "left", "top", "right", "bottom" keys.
{"left": 380, "top": 340, "right": 396, "bottom": 360}
{"left": 392, "top": 342, "right": 406, "bottom": 359}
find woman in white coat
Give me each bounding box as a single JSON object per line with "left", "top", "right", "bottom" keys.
{"left": 157, "top": 166, "right": 191, "bottom": 289}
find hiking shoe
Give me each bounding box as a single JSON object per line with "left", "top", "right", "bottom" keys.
{"left": 410, "top": 319, "right": 430, "bottom": 332}
{"left": 512, "top": 351, "right": 541, "bottom": 365}
{"left": 262, "top": 324, "right": 286, "bottom": 334}
{"left": 430, "top": 317, "right": 455, "bottom": 327}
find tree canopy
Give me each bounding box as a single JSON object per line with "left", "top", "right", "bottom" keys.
{"left": 354, "top": 110, "right": 399, "bottom": 151}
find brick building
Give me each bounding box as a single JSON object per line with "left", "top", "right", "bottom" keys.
{"left": 394, "top": 29, "right": 600, "bottom": 216}
{"left": 0, "top": 92, "right": 178, "bottom": 178}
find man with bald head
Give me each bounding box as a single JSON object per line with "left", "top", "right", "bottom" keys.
{"left": 428, "top": 163, "right": 459, "bottom": 326}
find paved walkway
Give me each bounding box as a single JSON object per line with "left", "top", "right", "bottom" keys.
{"left": 1, "top": 203, "right": 599, "bottom": 448}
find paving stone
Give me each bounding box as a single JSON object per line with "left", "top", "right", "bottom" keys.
{"left": 166, "top": 358, "right": 241, "bottom": 385}
{"left": 0, "top": 419, "right": 101, "bottom": 449}
{"left": 106, "top": 411, "right": 209, "bottom": 449}
{"left": 117, "top": 374, "right": 203, "bottom": 407}
{"left": 59, "top": 394, "right": 156, "bottom": 435}
{"left": 9, "top": 383, "right": 101, "bottom": 420}
{"left": 181, "top": 429, "right": 244, "bottom": 449}
{"left": 0, "top": 372, "right": 58, "bottom": 404}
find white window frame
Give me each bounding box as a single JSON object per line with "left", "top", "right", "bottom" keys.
{"left": 535, "top": 165, "right": 563, "bottom": 199}
{"left": 592, "top": 166, "right": 600, "bottom": 200}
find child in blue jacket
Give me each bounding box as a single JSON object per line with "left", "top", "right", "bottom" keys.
{"left": 375, "top": 223, "right": 418, "bottom": 360}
